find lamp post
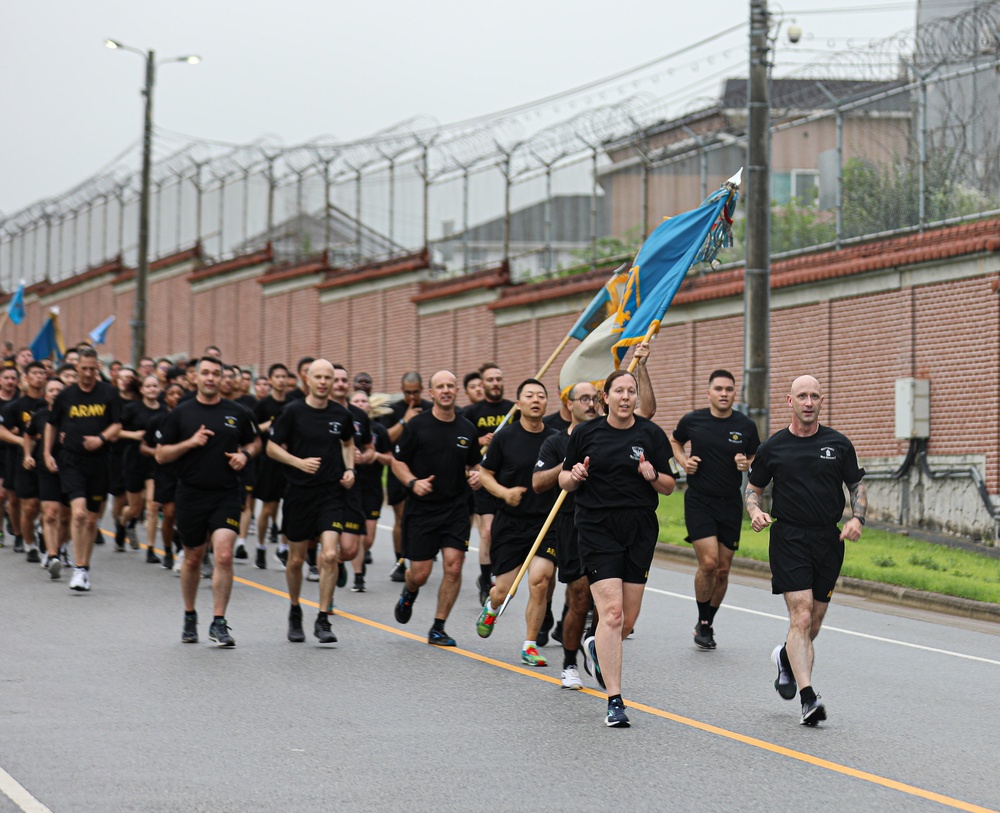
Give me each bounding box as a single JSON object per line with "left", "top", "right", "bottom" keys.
{"left": 105, "top": 39, "right": 199, "bottom": 367}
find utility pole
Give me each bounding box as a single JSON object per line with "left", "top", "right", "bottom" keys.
{"left": 744, "top": 0, "right": 771, "bottom": 440}
{"left": 134, "top": 49, "right": 155, "bottom": 368}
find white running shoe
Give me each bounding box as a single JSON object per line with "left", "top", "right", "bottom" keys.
{"left": 69, "top": 567, "right": 90, "bottom": 592}
{"left": 48, "top": 556, "right": 62, "bottom": 580}
{"left": 561, "top": 665, "right": 584, "bottom": 690}
{"left": 173, "top": 549, "right": 185, "bottom": 576}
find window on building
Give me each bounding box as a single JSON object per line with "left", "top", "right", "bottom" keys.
{"left": 771, "top": 170, "right": 820, "bottom": 206}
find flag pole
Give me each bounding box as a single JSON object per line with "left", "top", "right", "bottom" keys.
{"left": 494, "top": 321, "right": 660, "bottom": 620}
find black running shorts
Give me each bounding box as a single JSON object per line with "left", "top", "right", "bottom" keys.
{"left": 576, "top": 507, "right": 658, "bottom": 585}
{"left": 768, "top": 522, "right": 844, "bottom": 602}
{"left": 14, "top": 464, "right": 39, "bottom": 501}
{"left": 684, "top": 489, "right": 743, "bottom": 551}
{"left": 489, "top": 509, "right": 556, "bottom": 577}
{"left": 556, "top": 514, "right": 585, "bottom": 584}
{"left": 153, "top": 469, "right": 176, "bottom": 506}
{"left": 58, "top": 450, "right": 109, "bottom": 513}
{"left": 175, "top": 484, "right": 241, "bottom": 548}
{"left": 107, "top": 447, "right": 126, "bottom": 497}
{"left": 38, "top": 468, "right": 66, "bottom": 505}
{"left": 340, "top": 486, "right": 365, "bottom": 535}
{"left": 402, "top": 501, "right": 470, "bottom": 562}
{"left": 359, "top": 483, "right": 383, "bottom": 520}
{"left": 254, "top": 456, "right": 286, "bottom": 503}
{"left": 473, "top": 489, "right": 499, "bottom": 516}
{"left": 281, "top": 484, "right": 347, "bottom": 543}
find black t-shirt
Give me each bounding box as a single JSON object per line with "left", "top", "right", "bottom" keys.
{"left": 357, "top": 421, "right": 391, "bottom": 492}
{"left": 268, "top": 398, "right": 355, "bottom": 487}
{"left": 563, "top": 415, "right": 675, "bottom": 513}
{"left": 673, "top": 408, "right": 761, "bottom": 498}
{"left": 254, "top": 395, "right": 288, "bottom": 446}
{"left": 536, "top": 429, "right": 573, "bottom": 515}
{"left": 480, "top": 421, "right": 556, "bottom": 518}
{"left": 26, "top": 406, "right": 54, "bottom": 467}
{"left": 344, "top": 402, "right": 374, "bottom": 450}
{"left": 156, "top": 398, "right": 258, "bottom": 490}
{"left": 235, "top": 394, "right": 256, "bottom": 410}
{"left": 542, "top": 411, "right": 571, "bottom": 434}
{"left": 0, "top": 394, "right": 15, "bottom": 452}
{"left": 393, "top": 411, "right": 481, "bottom": 510}
{"left": 462, "top": 398, "right": 515, "bottom": 439}
{"left": 748, "top": 425, "right": 865, "bottom": 528}
{"left": 379, "top": 398, "right": 434, "bottom": 430}
{"left": 1, "top": 394, "right": 46, "bottom": 439}
{"left": 48, "top": 381, "right": 122, "bottom": 456}
{"left": 285, "top": 387, "right": 306, "bottom": 402}
{"left": 121, "top": 401, "right": 165, "bottom": 464}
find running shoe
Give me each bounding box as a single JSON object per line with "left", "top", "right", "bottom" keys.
{"left": 127, "top": 523, "right": 140, "bottom": 550}
{"left": 26, "top": 546, "right": 41, "bottom": 564}
{"left": 208, "top": 619, "right": 236, "bottom": 647}
{"left": 522, "top": 646, "right": 547, "bottom": 667}
{"left": 771, "top": 644, "right": 797, "bottom": 700}
{"left": 551, "top": 619, "right": 564, "bottom": 645}
{"left": 336, "top": 562, "right": 347, "bottom": 588}
{"left": 255, "top": 547, "right": 267, "bottom": 570}
{"left": 476, "top": 602, "right": 498, "bottom": 638}
{"left": 606, "top": 698, "right": 630, "bottom": 728}
{"left": 287, "top": 605, "right": 305, "bottom": 643}
{"left": 560, "top": 665, "right": 583, "bottom": 690}
{"left": 693, "top": 623, "right": 717, "bottom": 650}
{"left": 306, "top": 565, "right": 320, "bottom": 582}
{"left": 13, "top": 536, "right": 24, "bottom": 553}
{"left": 800, "top": 695, "right": 827, "bottom": 726}
{"left": 182, "top": 613, "right": 198, "bottom": 644}
{"left": 427, "top": 628, "right": 456, "bottom": 647}
{"left": 389, "top": 559, "right": 406, "bottom": 582}
{"left": 146, "top": 547, "right": 161, "bottom": 564}
{"left": 59, "top": 548, "right": 70, "bottom": 567}
{"left": 69, "top": 567, "right": 90, "bottom": 592}
{"left": 351, "top": 576, "right": 366, "bottom": 593}
{"left": 162, "top": 550, "right": 174, "bottom": 570}
{"left": 268, "top": 523, "right": 278, "bottom": 546}
{"left": 394, "top": 588, "right": 416, "bottom": 624}
{"left": 114, "top": 523, "right": 126, "bottom": 551}
{"left": 314, "top": 614, "right": 337, "bottom": 644}
{"left": 47, "top": 555, "right": 62, "bottom": 580}
{"left": 233, "top": 539, "right": 248, "bottom": 560}
{"left": 173, "top": 549, "right": 185, "bottom": 576}
{"left": 584, "top": 636, "right": 605, "bottom": 689}
{"left": 275, "top": 547, "right": 288, "bottom": 569}
{"left": 363, "top": 549, "right": 372, "bottom": 565}
{"left": 537, "top": 606, "right": 554, "bottom": 648}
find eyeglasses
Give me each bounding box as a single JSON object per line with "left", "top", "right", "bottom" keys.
{"left": 570, "top": 395, "right": 597, "bottom": 405}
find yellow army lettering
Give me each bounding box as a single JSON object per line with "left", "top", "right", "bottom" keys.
{"left": 476, "top": 416, "right": 505, "bottom": 429}
{"left": 225, "top": 517, "right": 239, "bottom": 528}
{"left": 68, "top": 404, "right": 108, "bottom": 419}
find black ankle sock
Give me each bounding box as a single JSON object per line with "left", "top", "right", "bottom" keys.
{"left": 184, "top": 610, "right": 196, "bottom": 619}
{"left": 432, "top": 618, "right": 445, "bottom": 632}
{"left": 563, "top": 647, "right": 577, "bottom": 668}
{"left": 696, "top": 600, "right": 712, "bottom": 625}
{"left": 708, "top": 604, "right": 720, "bottom": 624}
{"left": 800, "top": 686, "right": 816, "bottom": 704}
{"left": 608, "top": 694, "right": 623, "bottom": 705}
{"left": 213, "top": 616, "right": 225, "bottom": 624}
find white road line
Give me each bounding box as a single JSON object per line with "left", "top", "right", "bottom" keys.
{"left": 644, "top": 586, "right": 1000, "bottom": 666}
{"left": 0, "top": 767, "right": 52, "bottom": 813}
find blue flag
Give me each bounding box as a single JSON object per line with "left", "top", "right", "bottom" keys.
{"left": 6, "top": 283, "right": 25, "bottom": 325}
{"left": 567, "top": 263, "right": 631, "bottom": 341}
{"left": 30, "top": 312, "right": 66, "bottom": 362}
{"left": 89, "top": 315, "right": 116, "bottom": 346}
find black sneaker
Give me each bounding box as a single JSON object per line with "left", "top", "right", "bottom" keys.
{"left": 584, "top": 636, "right": 605, "bottom": 689}
{"left": 287, "top": 605, "right": 305, "bottom": 643}
{"left": 771, "top": 645, "right": 798, "bottom": 700}
{"left": 114, "top": 523, "right": 126, "bottom": 551}
{"left": 275, "top": 547, "right": 288, "bottom": 569}
{"left": 255, "top": 547, "right": 267, "bottom": 570}
{"left": 537, "top": 606, "right": 554, "bottom": 648}
{"left": 26, "top": 547, "right": 41, "bottom": 564}
{"left": 363, "top": 549, "right": 373, "bottom": 565}
{"left": 551, "top": 619, "right": 564, "bottom": 645}
{"left": 390, "top": 560, "right": 406, "bottom": 582}
{"left": 162, "top": 550, "right": 174, "bottom": 570}
{"left": 13, "top": 536, "right": 24, "bottom": 553}
{"left": 394, "top": 588, "right": 416, "bottom": 624}
{"left": 208, "top": 619, "right": 236, "bottom": 647}
{"left": 337, "top": 562, "right": 348, "bottom": 588}
{"left": 428, "top": 628, "right": 456, "bottom": 647}
{"left": 146, "top": 547, "right": 161, "bottom": 564}
{"left": 477, "top": 574, "right": 490, "bottom": 606}
{"left": 351, "top": 577, "right": 366, "bottom": 593}
{"left": 314, "top": 614, "right": 337, "bottom": 644}
{"left": 234, "top": 539, "right": 248, "bottom": 560}
{"left": 693, "top": 623, "right": 717, "bottom": 650}
{"left": 800, "top": 695, "right": 827, "bottom": 726}
{"left": 269, "top": 523, "right": 278, "bottom": 546}
{"left": 606, "top": 698, "right": 630, "bottom": 728}
{"left": 181, "top": 613, "right": 198, "bottom": 644}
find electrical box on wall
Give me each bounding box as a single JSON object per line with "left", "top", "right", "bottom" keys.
{"left": 895, "top": 378, "right": 930, "bottom": 439}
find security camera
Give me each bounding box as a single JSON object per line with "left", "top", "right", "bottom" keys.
{"left": 787, "top": 24, "right": 802, "bottom": 44}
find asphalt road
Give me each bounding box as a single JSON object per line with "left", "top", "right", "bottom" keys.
{"left": 1, "top": 515, "right": 998, "bottom": 813}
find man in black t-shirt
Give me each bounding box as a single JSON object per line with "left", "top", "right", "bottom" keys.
{"left": 156, "top": 356, "right": 260, "bottom": 647}
{"left": 348, "top": 390, "right": 393, "bottom": 593}
{"left": 532, "top": 380, "right": 600, "bottom": 690}
{"left": 379, "top": 371, "right": 433, "bottom": 579}
{"left": 0, "top": 364, "right": 21, "bottom": 550}
{"left": 45, "top": 348, "right": 122, "bottom": 592}
{"left": 461, "top": 363, "right": 515, "bottom": 604}
{"left": 267, "top": 360, "right": 356, "bottom": 644}
{"left": 391, "top": 371, "right": 482, "bottom": 648}
{"left": 476, "top": 379, "right": 556, "bottom": 668}
{"left": 253, "top": 363, "right": 291, "bottom": 569}
{"left": 670, "top": 369, "right": 761, "bottom": 650}
{"left": 746, "top": 375, "right": 866, "bottom": 727}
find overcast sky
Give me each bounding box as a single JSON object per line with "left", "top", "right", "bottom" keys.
{"left": 1, "top": 1, "right": 926, "bottom": 215}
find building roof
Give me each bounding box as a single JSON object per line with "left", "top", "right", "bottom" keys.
{"left": 436, "top": 195, "right": 610, "bottom": 246}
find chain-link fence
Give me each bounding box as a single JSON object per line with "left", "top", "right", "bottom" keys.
{"left": 3, "top": 2, "right": 1000, "bottom": 291}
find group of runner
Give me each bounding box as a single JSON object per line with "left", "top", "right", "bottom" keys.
{"left": 0, "top": 341, "right": 866, "bottom": 729}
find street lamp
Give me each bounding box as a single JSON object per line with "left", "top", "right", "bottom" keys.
{"left": 105, "top": 39, "right": 199, "bottom": 367}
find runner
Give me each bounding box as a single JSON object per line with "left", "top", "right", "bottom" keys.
{"left": 670, "top": 369, "right": 760, "bottom": 649}
{"left": 0, "top": 363, "right": 21, "bottom": 551}
{"left": 155, "top": 356, "right": 260, "bottom": 646}
{"left": 559, "top": 370, "right": 676, "bottom": 726}
{"left": 348, "top": 390, "right": 393, "bottom": 592}
{"left": 109, "top": 367, "right": 137, "bottom": 550}
{"left": 23, "top": 378, "right": 69, "bottom": 578}
{"left": 266, "top": 359, "right": 356, "bottom": 643}
{"left": 391, "top": 370, "right": 481, "bottom": 647}
{"left": 144, "top": 383, "right": 185, "bottom": 571}
{"left": 119, "top": 374, "right": 166, "bottom": 564}
{"left": 253, "top": 363, "right": 291, "bottom": 569}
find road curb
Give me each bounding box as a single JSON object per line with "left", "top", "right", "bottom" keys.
{"left": 653, "top": 542, "right": 1000, "bottom": 624}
